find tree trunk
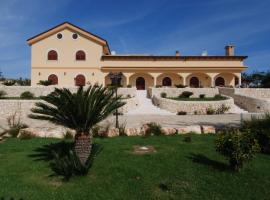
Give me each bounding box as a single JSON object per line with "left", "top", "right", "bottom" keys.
{"left": 74, "top": 133, "right": 92, "bottom": 166}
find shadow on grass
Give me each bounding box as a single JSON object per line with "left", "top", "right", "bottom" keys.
{"left": 187, "top": 153, "right": 230, "bottom": 171}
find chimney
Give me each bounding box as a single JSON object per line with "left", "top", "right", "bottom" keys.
{"left": 225, "top": 45, "right": 235, "bottom": 56}
{"left": 175, "top": 50, "right": 180, "bottom": 56}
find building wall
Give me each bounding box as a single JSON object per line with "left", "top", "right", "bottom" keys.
{"left": 31, "top": 29, "right": 104, "bottom": 86}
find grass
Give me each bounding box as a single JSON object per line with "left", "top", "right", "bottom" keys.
{"left": 169, "top": 96, "right": 228, "bottom": 101}
{"left": 0, "top": 135, "right": 270, "bottom": 200}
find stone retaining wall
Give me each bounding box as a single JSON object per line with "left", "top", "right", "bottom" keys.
{"left": 0, "top": 97, "right": 138, "bottom": 119}
{"left": 149, "top": 88, "right": 219, "bottom": 98}
{"left": 152, "top": 95, "right": 234, "bottom": 114}
{"left": 0, "top": 86, "right": 136, "bottom": 98}
{"left": 219, "top": 88, "right": 270, "bottom": 113}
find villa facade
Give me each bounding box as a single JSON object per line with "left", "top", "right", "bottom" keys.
{"left": 28, "top": 22, "right": 247, "bottom": 89}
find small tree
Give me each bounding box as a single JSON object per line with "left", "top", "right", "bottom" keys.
{"left": 29, "top": 85, "right": 125, "bottom": 165}
{"left": 215, "top": 128, "right": 260, "bottom": 171}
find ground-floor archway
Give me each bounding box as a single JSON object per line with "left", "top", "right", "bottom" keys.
{"left": 156, "top": 73, "right": 182, "bottom": 87}
{"left": 162, "top": 77, "right": 172, "bottom": 86}
{"left": 136, "top": 77, "right": 145, "bottom": 90}
{"left": 189, "top": 77, "right": 199, "bottom": 88}
{"left": 186, "top": 73, "right": 211, "bottom": 88}
{"left": 104, "top": 73, "right": 127, "bottom": 87}
{"left": 215, "top": 77, "right": 225, "bottom": 86}
{"left": 129, "top": 73, "right": 154, "bottom": 90}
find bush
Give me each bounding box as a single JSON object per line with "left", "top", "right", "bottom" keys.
{"left": 177, "top": 111, "right": 187, "bottom": 115}
{"left": 215, "top": 128, "right": 260, "bottom": 171}
{"left": 155, "top": 85, "right": 162, "bottom": 88}
{"left": 216, "top": 104, "right": 230, "bottom": 114}
{"left": 214, "top": 94, "right": 223, "bottom": 99}
{"left": 64, "top": 130, "right": 74, "bottom": 139}
{"left": 126, "top": 94, "right": 131, "bottom": 98}
{"left": 206, "top": 107, "right": 215, "bottom": 115}
{"left": 179, "top": 91, "right": 193, "bottom": 98}
{"left": 38, "top": 80, "right": 52, "bottom": 86}
{"left": 0, "top": 90, "right": 7, "bottom": 99}
{"left": 20, "top": 91, "right": 35, "bottom": 99}
{"left": 241, "top": 114, "right": 270, "bottom": 154}
{"left": 127, "top": 84, "right": 132, "bottom": 88}
{"left": 3, "top": 80, "right": 15, "bottom": 86}
{"left": 199, "top": 94, "right": 205, "bottom": 99}
{"left": 119, "top": 123, "right": 127, "bottom": 136}
{"left": 175, "top": 84, "right": 187, "bottom": 88}
{"left": 18, "top": 130, "right": 35, "bottom": 140}
{"left": 144, "top": 122, "right": 164, "bottom": 136}
{"left": 50, "top": 144, "right": 102, "bottom": 180}
{"left": 183, "top": 134, "right": 192, "bottom": 142}
{"left": 160, "top": 92, "right": 167, "bottom": 98}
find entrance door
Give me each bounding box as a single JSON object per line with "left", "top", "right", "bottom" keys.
{"left": 162, "top": 77, "right": 172, "bottom": 86}
{"left": 136, "top": 77, "right": 145, "bottom": 90}
{"left": 215, "top": 77, "right": 225, "bottom": 87}
{"left": 190, "top": 77, "right": 199, "bottom": 88}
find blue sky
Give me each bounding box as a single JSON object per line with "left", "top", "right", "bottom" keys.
{"left": 0, "top": 0, "right": 269, "bottom": 78}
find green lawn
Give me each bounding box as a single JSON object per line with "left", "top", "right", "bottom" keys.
{"left": 0, "top": 135, "right": 270, "bottom": 200}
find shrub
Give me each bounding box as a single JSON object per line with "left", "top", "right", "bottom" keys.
{"left": 126, "top": 94, "right": 131, "bottom": 98}
{"left": 0, "top": 90, "right": 7, "bottom": 99}
{"left": 3, "top": 80, "right": 15, "bottom": 86}
{"left": 215, "top": 128, "right": 260, "bottom": 171}
{"left": 1, "top": 111, "right": 28, "bottom": 138}
{"left": 179, "top": 91, "right": 193, "bottom": 98}
{"left": 50, "top": 144, "right": 102, "bottom": 180}
{"left": 214, "top": 94, "right": 223, "bottom": 99}
{"left": 64, "top": 130, "right": 74, "bottom": 139}
{"left": 241, "top": 114, "right": 270, "bottom": 154}
{"left": 175, "top": 84, "right": 187, "bottom": 88}
{"left": 206, "top": 107, "right": 215, "bottom": 115}
{"left": 38, "top": 80, "right": 52, "bottom": 86}
{"left": 20, "top": 91, "right": 35, "bottom": 99}
{"left": 199, "top": 94, "right": 205, "bottom": 99}
{"left": 155, "top": 85, "right": 162, "bottom": 88}
{"left": 119, "top": 123, "right": 127, "bottom": 136}
{"left": 144, "top": 122, "right": 164, "bottom": 136}
{"left": 183, "top": 134, "right": 192, "bottom": 142}
{"left": 216, "top": 104, "right": 230, "bottom": 114}
{"left": 127, "top": 84, "right": 132, "bottom": 88}
{"left": 177, "top": 111, "right": 187, "bottom": 115}
{"left": 160, "top": 92, "right": 167, "bottom": 98}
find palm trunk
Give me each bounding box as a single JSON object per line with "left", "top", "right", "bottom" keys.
{"left": 74, "top": 133, "right": 92, "bottom": 166}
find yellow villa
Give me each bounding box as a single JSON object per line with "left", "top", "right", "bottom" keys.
{"left": 27, "top": 22, "right": 247, "bottom": 89}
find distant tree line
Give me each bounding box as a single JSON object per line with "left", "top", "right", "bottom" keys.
{"left": 242, "top": 71, "right": 270, "bottom": 88}
{"left": 0, "top": 71, "right": 31, "bottom": 86}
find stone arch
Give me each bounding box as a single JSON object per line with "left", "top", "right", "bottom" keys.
{"left": 186, "top": 73, "right": 211, "bottom": 88}
{"left": 156, "top": 73, "right": 182, "bottom": 87}
{"left": 104, "top": 73, "right": 127, "bottom": 87}
{"left": 214, "top": 73, "right": 235, "bottom": 87}
{"left": 215, "top": 77, "right": 225, "bottom": 87}
{"left": 129, "top": 73, "right": 154, "bottom": 90}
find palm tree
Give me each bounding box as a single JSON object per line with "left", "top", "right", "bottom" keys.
{"left": 29, "top": 85, "right": 125, "bottom": 165}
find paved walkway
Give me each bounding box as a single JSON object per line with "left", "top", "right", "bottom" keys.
{"left": 126, "top": 90, "right": 174, "bottom": 115}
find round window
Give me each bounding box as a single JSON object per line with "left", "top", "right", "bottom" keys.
{"left": 72, "top": 33, "right": 78, "bottom": 39}
{"left": 57, "top": 33, "right": 63, "bottom": 39}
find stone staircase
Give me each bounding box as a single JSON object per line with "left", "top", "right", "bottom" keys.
{"left": 230, "top": 104, "right": 248, "bottom": 114}
{"left": 126, "top": 90, "right": 175, "bottom": 115}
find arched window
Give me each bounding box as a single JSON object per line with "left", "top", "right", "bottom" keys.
{"left": 75, "top": 74, "right": 86, "bottom": 86}
{"left": 215, "top": 77, "right": 225, "bottom": 87}
{"left": 47, "top": 50, "right": 58, "bottom": 60}
{"left": 76, "top": 50, "right": 86, "bottom": 61}
{"left": 48, "top": 74, "right": 58, "bottom": 85}
{"left": 190, "top": 77, "right": 199, "bottom": 88}
{"left": 162, "top": 77, "right": 172, "bottom": 86}
{"left": 136, "top": 77, "right": 145, "bottom": 90}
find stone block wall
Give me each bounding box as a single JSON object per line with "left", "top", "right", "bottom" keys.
{"left": 0, "top": 86, "right": 136, "bottom": 98}
{"left": 149, "top": 88, "right": 219, "bottom": 98}
{"left": 152, "top": 95, "right": 234, "bottom": 114}
{"left": 219, "top": 88, "right": 270, "bottom": 113}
